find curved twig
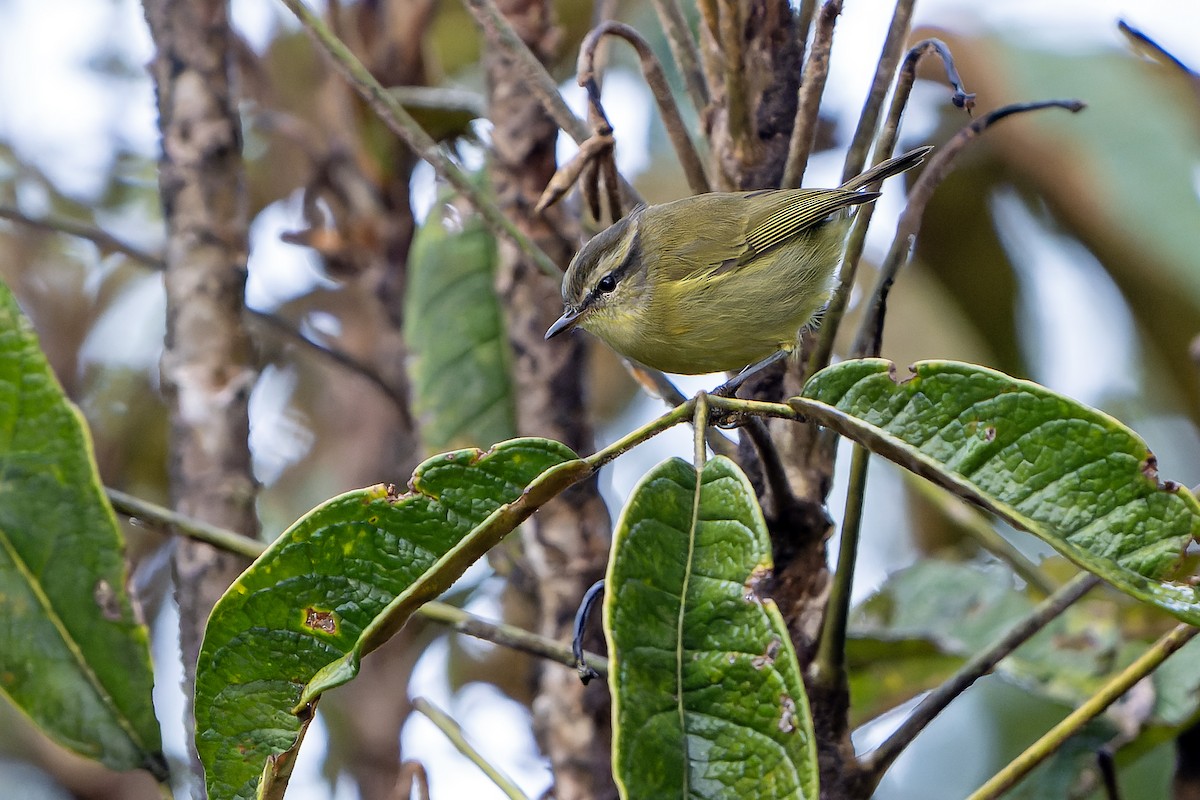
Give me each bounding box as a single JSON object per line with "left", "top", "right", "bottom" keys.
{"left": 851, "top": 99, "right": 1086, "bottom": 359}
{"left": 578, "top": 21, "right": 711, "bottom": 195}
{"left": 782, "top": 0, "right": 842, "bottom": 189}
{"left": 461, "top": 0, "right": 643, "bottom": 209}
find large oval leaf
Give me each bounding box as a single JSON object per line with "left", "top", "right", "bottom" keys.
{"left": 797, "top": 359, "right": 1200, "bottom": 623}
{"left": 606, "top": 456, "right": 818, "bottom": 800}
{"left": 0, "top": 281, "right": 163, "bottom": 776}
{"left": 195, "top": 438, "right": 585, "bottom": 800}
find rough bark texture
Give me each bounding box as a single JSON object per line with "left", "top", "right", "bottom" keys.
{"left": 700, "top": 0, "right": 804, "bottom": 190}
{"left": 484, "top": 2, "right": 616, "bottom": 798}
{"left": 143, "top": 0, "right": 259, "bottom": 783}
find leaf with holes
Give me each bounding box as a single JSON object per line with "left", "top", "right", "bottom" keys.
{"left": 0, "top": 281, "right": 164, "bottom": 778}
{"left": 796, "top": 359, "right": 1200, "bottom": 624}
{"left": 195, "top": 438, "right": 586, "bottom": 800}
{"left": 606, "top": 456, "right": 818, "bottom": 800}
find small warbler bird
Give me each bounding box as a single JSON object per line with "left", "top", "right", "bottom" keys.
{"left": 545, "top": 146, "right": 931, "bottom": 382}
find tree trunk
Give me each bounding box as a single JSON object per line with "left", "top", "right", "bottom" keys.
{"left": 143, "top": 0, "right": 258, "bottom": 786}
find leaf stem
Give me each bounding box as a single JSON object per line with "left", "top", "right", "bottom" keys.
{"left": 965, "top": 622, "right": 1199, "bottom": 800}
{"left": 277, "top": 0, "right": 562, "bottom": 278}
{"left": 412, "top": 697, "right": 530, "bottom": 800}
{"left": 862, "top": 572, "right": 1100, "bottom": 787}
{"left": 693, "top": 392, "right": 710, "bottom": 467}
{"left": 584, "top": 398, "right": 697, "bottom": 470}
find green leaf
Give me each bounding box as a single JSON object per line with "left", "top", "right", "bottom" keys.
{"left": 850, "top": 561, "right": 1121, "bottom": 723}
{"left": 844, "top": 633, "right": 963, "bottom": 729}
{"left": 404, "top": 203, "right": 515, "bottom": 453}
{"left": 798, "top": 359, "right": 1200, "bottom": 624}
{"left": 0, "top": 282, "right": 163, "bottom": 776}
{"left": 606, "top": 456, "right": 818, "bottom": 800}
{"left": 195, "top": 438, "right": 585, "bottom": 800}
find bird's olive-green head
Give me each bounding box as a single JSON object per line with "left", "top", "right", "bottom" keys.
{"left": 545, "top": 208, "right": 649, "bottom": 342}
{"left": 545, "top": 146, "right": 932, "bottom": 377}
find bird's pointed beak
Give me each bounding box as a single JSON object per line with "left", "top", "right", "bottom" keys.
{"left": 545, "top": 307, "right": 581, "bottom": 340}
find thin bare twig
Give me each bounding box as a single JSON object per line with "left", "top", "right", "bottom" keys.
{"left": 278, "top": 0, "right": 562, "bottom": 278}
{"left": 246, "top": 310, "right": 410, "bottom": 417}
{"left": 1118, "top": 19, "right": 1199, "bottom": 77}
{"left": 651, "top": 0, "right": 709, "bottom": 115}
{"left": 794, "top": 0, "right": 817, "bottom": 70}
{"left": 695, "top": 0, "right": 723, "bottom": 103}
{"left": 461, "top": 0, "right": 642, "bottom": 210}
{"left": 782, "top": 0, "right": 842, "bottom": 188}
{"left": 862, "top": 572, "right": 1101, "bottom": 786}
{"left": 851, "top": 99, "right": 1086, "bottom": 358}
{"left": 875, "top": 39, "right": 975, "bottom": 157}
{"left": 536, "top": 132, "right": 616, "bottom": 216}
{"left": 578, "top": 21, "right": 710, "bottom": 195}
{"left": 0, "top": 205, "right": 163, "bottom": 267}
{"left": 810, "top": 38, "right": 974, "bottom": 376}
{"left": 841, "top": 0, "right": 916, "bottom": 183}
{"left": 812, "top": 443, "right": 869, "bottom": 690}
{"left": 462, "top": 0, "right": 589, "bottom": 143}
{"left": 0, "top": 203, "right": 410, "bottom": 414}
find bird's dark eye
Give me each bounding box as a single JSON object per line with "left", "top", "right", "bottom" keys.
{"left": 597, "top": 273, "right": 617, "bottom": 293}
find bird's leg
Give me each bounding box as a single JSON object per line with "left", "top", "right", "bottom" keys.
{"left": 712, "top": 348, "right": 791, "bottom": 397}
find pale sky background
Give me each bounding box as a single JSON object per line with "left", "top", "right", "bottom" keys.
{"left": 1, "top": 1, "right": 1198, "bottom": 798}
